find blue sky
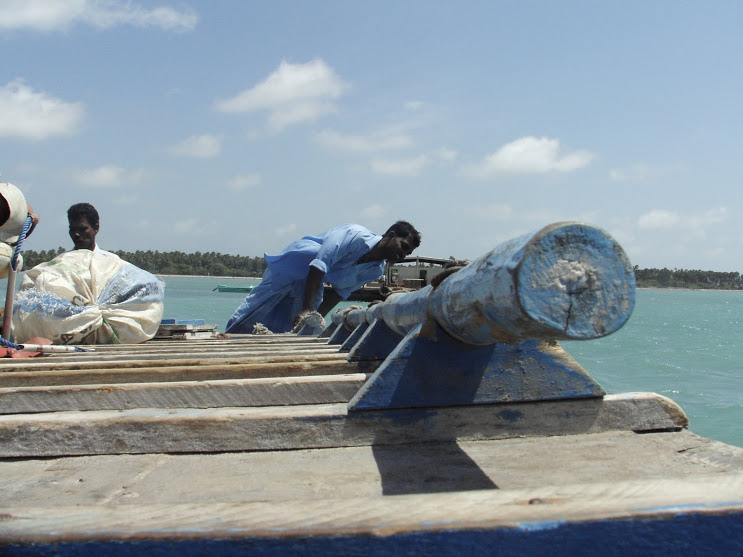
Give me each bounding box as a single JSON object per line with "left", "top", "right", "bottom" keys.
{"left": 1, "top": 1, "right": 742, "bottom": 271}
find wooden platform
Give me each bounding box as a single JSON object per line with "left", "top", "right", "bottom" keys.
{"left": 2, "top": 335, "right": 743, "bottom": 554}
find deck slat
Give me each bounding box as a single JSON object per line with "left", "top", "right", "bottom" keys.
{"left": 2, "top": 470, "right": 743, "bottom": 544}
{"left": 0, "top": 393, "right": 688, "bottom": 458}
{"left": 0, "top": 374, "right": 368, "bottom": 413}
{"left": 0, "top": 360, "right": 365, "bottom": 387}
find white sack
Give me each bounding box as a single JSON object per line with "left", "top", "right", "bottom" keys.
{"left": 12, "top": 250, "right": 164, "bottom": 345}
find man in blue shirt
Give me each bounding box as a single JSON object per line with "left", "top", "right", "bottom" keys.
{"left": 225, "top": 221, "right": 421, "bottom": 334}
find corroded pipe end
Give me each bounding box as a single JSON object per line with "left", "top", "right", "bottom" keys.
{"left": 429, "top": 222, "right": 635, "bottom": 344}
{"left": 518, "top": 222, "right": 635, "bottom": 339}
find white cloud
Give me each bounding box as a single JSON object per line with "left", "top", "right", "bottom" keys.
{"left": 466, "top": 136, "right": 595, "bottom": 177}
{"left": 464, "top": 203, "right": 514, "bottom": 220}
{"left": 609, "top": 163, "right": 680, "bottom": 182}
{"left": 167, "top": 134, "right": 222, "bottom": 159}
{"left": 315, "top": 129, "right": 413, "bottom": 153}
{"left": 227, "top": 174, "right": 261, "bottom": 191}
{"left": 637, "top": 209, "right": 681, "bottom": 230}
{"left": 690, "top": 206, "right": 728, "bottom": 227}
{"left": 70, "top": 165, "right": 144, "bottom": 188}
{"left": 174, "top": 218, "right": 217, "bottom": 236}
{"left": 359, "top": 204, "right": 388, "bottom": 219}
{"left": 0, "top": 0, "right": 198, "bottom": 32}
{"left": 275, "top": 223, "right": 297, "bottom": 237}
{"left": 637, "top": 207, "right": 728, "bottom": 238}
{"left": 214, "top": 59, "right": 349, "bottom": 132}
{"left": 0, "top": 80, "right": 84, "bottom": 140}
{"left": 370, "top": 155, "right": 429, "bottom": 176}
{"left": 434, "top": 147, "right": 458, "bottom": 162}
{"left": 174, "top": 218, "right": 198, "bottom": 234}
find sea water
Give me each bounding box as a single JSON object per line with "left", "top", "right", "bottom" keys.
{"left": 92, "top": 276, "right": 743, "bottom": 449}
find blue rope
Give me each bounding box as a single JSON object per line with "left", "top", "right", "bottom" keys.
{"left": 0, "top": 336, "right": 86, "bottom": 352}
{"left": 0, "top": 336, "right": 23, "bottom": 350}
{"left": 11, "top": 215, "right": 33, "bottom": 271}
{"left": 2, "top": 215, "right": 31, "bottom": 350}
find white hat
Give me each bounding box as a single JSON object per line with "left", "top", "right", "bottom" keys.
{"left": 0, "top": 181, "right": 29, "bottom": 244}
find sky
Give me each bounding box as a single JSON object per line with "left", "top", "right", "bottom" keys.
{"left": 1, "top": 1, "right": 742, "bottom": 271}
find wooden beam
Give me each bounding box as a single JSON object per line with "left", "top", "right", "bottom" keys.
{"left": 0, "top": 374, "right": 368, "bottom": 413}
{"left": 0, "top": 393, "right": 688, "bottom": 458}
{"left": 0, "top": 351, "right": 347, "bottom": 374}
{"left": 0, "top": 360, "right": 362, "bottom": 387}
{"left": 1, "top": 472, "right": 743, "bottom": 546}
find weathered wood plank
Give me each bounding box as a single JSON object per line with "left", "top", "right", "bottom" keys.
{"left": 0, "top": 374, "right": 368, "bottom": 413}
{"left": 0, "top": 393, "right": 688, "bottom": 458}
{"left": 0, "top": 350, "right": 347, "bottom": 374}
{"left": 0, "top": 360, "right": 363, "bottom": 387}
{"left": 2, "top": 431, "right": 740, "bottom": 508}
{"left": 1, "top": 471, "right": 743, "bottom": 545}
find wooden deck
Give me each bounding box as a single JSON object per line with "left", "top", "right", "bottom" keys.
{"left": 2, "top": 334, "right": 743, "bottom": 554}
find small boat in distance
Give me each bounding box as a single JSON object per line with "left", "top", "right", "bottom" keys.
{"left": 213, "top": 284, "right": 255, "bottom": 293}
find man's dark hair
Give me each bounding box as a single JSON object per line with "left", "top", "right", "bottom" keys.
{"left": 67, "top": 203, "right": 100, "bottom": 228}
{"left": 386, "top": 220, "right": 421, "bottom": 249}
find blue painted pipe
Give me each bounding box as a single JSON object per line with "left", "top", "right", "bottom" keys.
{"left": 331, "top": 222, "right": 635, "bottom": 345}
{"left": 331, "top": 287, "right": 430, "bottom": 336}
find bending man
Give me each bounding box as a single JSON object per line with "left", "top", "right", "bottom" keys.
{"left": 225, "top": 221, "right": 421, "bottom": 334}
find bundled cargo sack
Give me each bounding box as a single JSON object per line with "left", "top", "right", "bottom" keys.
{"left": 12, "top": 250, "right": 164, "bottom": 345}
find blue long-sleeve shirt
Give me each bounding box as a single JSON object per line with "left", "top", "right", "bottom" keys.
{"left": 225, "top": 224, "right": 384, "bottom": 333}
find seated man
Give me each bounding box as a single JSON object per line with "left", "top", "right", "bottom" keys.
{"left": 67, "top": 202, "right": 118, "bottom": 257}
{"left": 12, "top": 203, "right": 163, "bottom": 345}
{"left": 225, "top": 221, "right": 421, "bottom": 334}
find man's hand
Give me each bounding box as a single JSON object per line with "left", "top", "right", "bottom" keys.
{"left": 26, "top": 204, "right": 39, "bottom": 237}
{"left": 293, "top": 310, "right": 313, "bottom": 327}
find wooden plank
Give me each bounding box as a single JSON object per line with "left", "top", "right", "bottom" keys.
{"left": 2, "top": 431, "right": 740, "bottom": 508}
{"left": 0, "top": 393, "right": 688, "bottom": 458}
{"left": 0, "top": 350, "right": 347, "bottom": 375}
{"left": 0, "top": 337, "right": 337, "bottom": 365}
{"left": 0, "top": 360, "right": 363, "bottom": 387}
{"left": 1, "top": 471, "right": 743, "bottom": 545}
{"left": 0, "top": 374, "right": 368, "bottom": 413}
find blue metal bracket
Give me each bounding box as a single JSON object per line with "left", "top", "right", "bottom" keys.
{"left": 327, "top": 323, "right": 353, "bottom": 345}
{"left": 318, "top": 322, "right": 338, "bottom": 338}
{"left": 348, "top": 321, "right": 606, "bottom": 411}
{"left": 339, "top": 321, "right": 370, "bottom": 352}
{"left": 347, "top": 319, "right": 405, "bottom": 362}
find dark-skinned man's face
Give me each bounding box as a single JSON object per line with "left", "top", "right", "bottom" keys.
{"left": 69, "top": 217, "right": 98, "bottom": 251}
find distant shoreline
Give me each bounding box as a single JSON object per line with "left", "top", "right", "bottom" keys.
{"left": 637, "top": 286, "right": 743, "bottom": 293}
{"left": 156, "top": 274, "right": 262, "bottom": 280}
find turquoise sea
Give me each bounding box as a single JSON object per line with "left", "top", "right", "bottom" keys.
{"left": 160, "top": 276, "right": 743, "bottom": 449}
